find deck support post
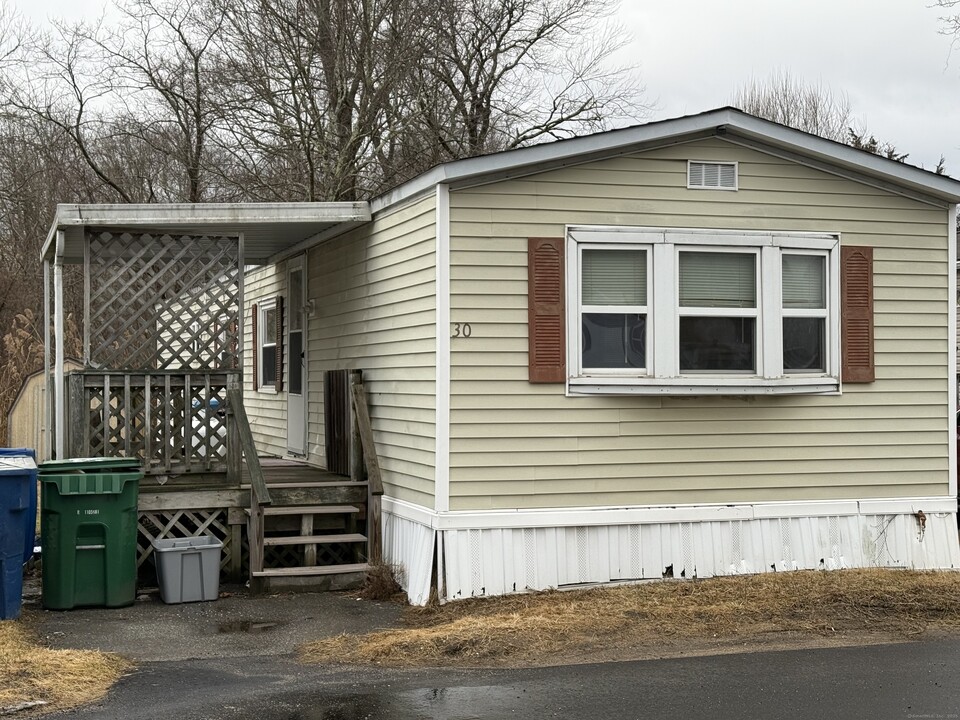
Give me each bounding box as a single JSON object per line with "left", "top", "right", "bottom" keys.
{"left": 43, "top": 260, "right": 51, "bottom": 461}
{"left": 54, "top": 230, "right": 65, "bottom": 460}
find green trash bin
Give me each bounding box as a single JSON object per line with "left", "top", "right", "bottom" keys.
{"left": 39, "top": 458, "right": 142, "bottom": 610}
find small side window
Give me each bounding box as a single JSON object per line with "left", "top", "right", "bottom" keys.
{"left": 259, "top": 301, "right": 277, "bottom": 390}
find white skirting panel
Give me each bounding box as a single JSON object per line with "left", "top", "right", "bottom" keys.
{"left": 439, "top": 510, "right": 960, "bottom": 602}
{"left": 382, "top": 508, "right": 435, "bottom": 606}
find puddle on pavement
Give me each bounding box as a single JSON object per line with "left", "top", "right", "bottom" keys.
{"left": 217, "top": 619, "right": 284, "bottom": 634}
{"left": 289, "top": 696, "right": 380, "bottom": 720}
{"left": 291, "top": 687, "right": 518, "bottom": 720}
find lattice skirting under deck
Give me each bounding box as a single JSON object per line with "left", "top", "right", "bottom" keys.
{"left": 137, "top": 508, "right": 246, "bottom": 578}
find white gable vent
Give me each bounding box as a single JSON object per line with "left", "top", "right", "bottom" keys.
{"left": 688, "top": 161, "right": 737, "bottom": 190}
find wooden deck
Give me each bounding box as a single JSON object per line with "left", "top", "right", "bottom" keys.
{"left": 136, "top": 456, "right": 366, "bottom": 581}
{"left": 48, "top": 227, "right": 381, "bottom": 591}
{"left": 244, "top": 457, "right": 350, "bottom": 485}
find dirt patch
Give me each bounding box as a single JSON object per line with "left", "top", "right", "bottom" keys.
{"left": 0, "top": 616, "right": 131, "bottom": 714}
{"left": 299, "top": 569, "right": 960, "bottom": 668}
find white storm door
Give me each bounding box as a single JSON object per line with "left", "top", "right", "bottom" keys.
{"left": 286, "top": 255, "right": 307, "bottom": 455}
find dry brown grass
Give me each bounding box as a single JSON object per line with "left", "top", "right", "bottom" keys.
{"left": 0, "top": 618, "right": 131, "bottom": 713}
{"left": 301, "top": 569, "right": 960, "bottom": 668}
{"left": 357, "top": 562, "right": 406, "bottom": 602}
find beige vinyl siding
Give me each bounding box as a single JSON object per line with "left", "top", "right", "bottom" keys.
{"left": 306, "top": 193, "right": 437, "bottom": 508}
{"left": 448, "top": 138, "right": 951, "bottom": 511}
{"left": 243, "top": 263, "right": 287, "bottom": 458}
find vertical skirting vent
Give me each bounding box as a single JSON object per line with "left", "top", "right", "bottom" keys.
{"left": 688, "top": 161, "right": 737, "bottom": 189}
{"left": 323, "top": 369, "right": 351, "bottom": 476}
{"left": 435, "top": 511, "right": 960, "bottom": 604}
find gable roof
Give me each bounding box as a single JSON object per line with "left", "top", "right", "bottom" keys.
{"left": 373, "top": 106, "right": 960, "bottom": 212}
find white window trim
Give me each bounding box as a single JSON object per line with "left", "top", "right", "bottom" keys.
{"left": 258, "top": 299, "right": 277, "bottom": 394}
{"left": 565, "top": 226, "right": 841, "bottom": 396}
{"left": 577, "top": 242, "right": 653, "bottom": 376}
{"left": 687, "top": 160, "right": 739, "bottom": 191}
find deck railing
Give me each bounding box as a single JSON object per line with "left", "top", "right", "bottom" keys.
{"left": 225, "top": 388, "right": 272, "bottom": 576}
{"left": 66, "top": 370, "right": 238, "bottom": 475}
{"left": 350, "top": 370, "right": 384, "bottom": 564}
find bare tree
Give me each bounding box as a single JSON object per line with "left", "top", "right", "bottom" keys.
{"left": 2, "top": 0, "right": 227, "bottom": 204}
{"left": 0, "top": 114, "right": 89, "bottom": 438}
{"left": 213, "top": 0, "right": 644, "bottom": 199}
{"left": 730, "top": 69, "right": 925, "bottom": 169}
{"left": 213, "top": 0, "right": 430, "bottom": 201}
{"left": 732, "top": 69, "right": 854, "bottom": 143}
{"left": 936, "top": 0, "right": 960, "bottom": 36}
{"left": 3, "top": 18, "right": 137, "bottom": 201}
{"left": 0, "top": 4, "right": 25, "bottom": 73}
{"left": 92, "top": 0, "right": 227, "bottom": 202}
{"left": 420, "top": 0, "right": 645, "bottom": 159}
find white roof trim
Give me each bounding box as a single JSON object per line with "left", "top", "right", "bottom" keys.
{"left": 42, "top": 201, "right": 370, "bottom": 260}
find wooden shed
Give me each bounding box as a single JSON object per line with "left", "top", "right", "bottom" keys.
{"left": 7, "top": 359, "right": 81, "bottom": 456}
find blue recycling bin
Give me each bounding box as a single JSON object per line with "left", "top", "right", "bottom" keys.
{"left": 0, "top": 448, "right": 38, "bottom": 566}
{"left": 0, "top": 449, "right": 38, "bottom": 620}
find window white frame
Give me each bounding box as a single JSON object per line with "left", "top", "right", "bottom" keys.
{"left": 676, "top": 246, "right": 759, "bottom": 374}
{"left": 566, "top": 226, "right": 841, "bottom": 396}
{"left": 577, "top": 242, "right": 653, "bottom": 375}
{"left": 258, "top": 299, "right": 277, "bottom": 393}
{"left": 780, "top": 250, "right": 831, "bottom": 375}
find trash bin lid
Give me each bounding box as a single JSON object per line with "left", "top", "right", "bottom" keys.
{"left": 0, "top": 448, "right": 36, "bottom": 459}
{"left": 0, "top": 455, "right": 37, "bottom": 474}
{"left": 39, "top": 457, "right": 142, "bottom": 473}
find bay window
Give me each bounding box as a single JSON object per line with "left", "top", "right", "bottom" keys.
{"left": 566, "top": 227, "right": 841, "bottom": 395}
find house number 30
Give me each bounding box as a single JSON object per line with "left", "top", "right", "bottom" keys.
{"left": 452, "top": 323, "right": 472, "bottom": 338}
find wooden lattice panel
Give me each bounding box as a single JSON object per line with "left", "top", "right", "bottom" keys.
{"left": 87, "top": 231, "right": 240, "bottom": 371}
{"left": 137, "top": 508, "right": 232, "bottom": 570}
{"left": 71, "top": 372, "right": 232, "bottom": 473}
{"left": 262, "top": 540, "right": 357, "bottom": 569}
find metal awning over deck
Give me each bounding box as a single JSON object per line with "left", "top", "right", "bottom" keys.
{"left": 41, "top": 202, "right": 371, "bottom": 264}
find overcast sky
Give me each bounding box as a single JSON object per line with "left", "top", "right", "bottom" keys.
{"left": 625, "top": 1, "right": 960, "bottom": 174}
{"left": 17, "top": 0, "right": 960, "bottom": 176}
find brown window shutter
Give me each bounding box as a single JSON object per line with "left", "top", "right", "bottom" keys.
{"left": 275, "top": 294, "right": 284, "bottom": 392}
{"left": 251, "top": 303, "right": 259, "bottom": 391}
{"left": 841, "top": 245, "right": 874, "bottom": 383}
{"left": 528, "top": 237, "right": 566, "bottom": 383}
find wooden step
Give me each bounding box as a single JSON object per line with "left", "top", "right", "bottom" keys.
{"left": 247, "top": 504, "right": 359, "bottom": 517}
{"left": 245, "top": 483, "right": 367, "bottom": 505}
{"left": 252, "top": 563, "right": 369, "bottom": 578}
{"left": 241, "top": 481, "right": 368, "bottom": 489}
{"left": 263, "top": 533, "right": 367, "bottom": 546}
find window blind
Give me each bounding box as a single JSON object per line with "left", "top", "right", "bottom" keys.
{"left": 782, "top": 254, "right": 825, "bottom": 309}
{"left": 679, "top": 252, "right": 755, "bottom": 308}
{"left": 582, "top": 249, "right": 646, "bottom": 305}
